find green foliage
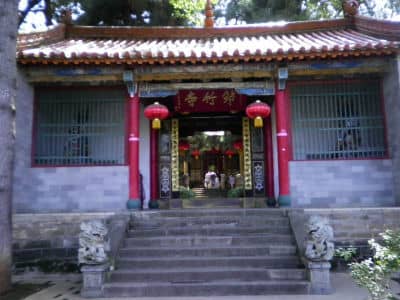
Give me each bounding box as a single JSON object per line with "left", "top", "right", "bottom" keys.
{"left": 18, "top": 0, "right": 400, "bottom": 30}
{"left": 224, "top": 0, "right": 400, "bottom": 24}
{"left": 170, "top": 0, "right": 218, "bottom": 26}
{"left": 348, "top": 230, "right": 400, "bottom": 300}
{"left": 226, "top": 0, "right": 305, "bottom": 24}
{"left": 76, "top": 0, "right": 182, "bottom": 26}
{"left": 227, "top": 187, "right": 244, "bottom": 198}
{"left": 179, "top": 186, "right": 195, "bottom": 198}
{"left": 335, "top": 246, "right": 357, "bottom": 262}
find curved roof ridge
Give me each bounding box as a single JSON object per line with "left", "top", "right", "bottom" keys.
{"left": 17, "top": 24, "right": 66, "bottom": 50}
{"left": 66, "top": 19, "right": 350, "bottom": 40}
{"left": 354, "top": 15, "right": 400, "bottom": 41}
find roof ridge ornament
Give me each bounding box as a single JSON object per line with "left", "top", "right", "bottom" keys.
{"left": 342, "top": 0, "right": 359, "bottom": 17}
{"left": 60, "top": 9, "right": 73, "bottom": 25}
{"left": 204, "top": 0, "right": 214, "bottom": 28}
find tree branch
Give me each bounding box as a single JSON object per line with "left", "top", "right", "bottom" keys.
{"left": 18, "top": 0, "right": 42, "bottom": 27}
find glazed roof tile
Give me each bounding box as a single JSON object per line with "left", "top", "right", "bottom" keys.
{"left": 17, "top": 17, "right": 400, "bottom": 65}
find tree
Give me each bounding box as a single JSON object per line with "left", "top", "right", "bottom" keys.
{"left": 18, "top": 0, "right": 213, "bottom": 29}
{"left": 225, "top": 0, "right": 305, "bottom": 24}
{"left": 17, "top": 0, "right": 400, "bottom": 30}
{"left": 76, "top": 0, "right": 181, "bottom": 26}
{"left": 0, "top": 0, "right": 18, "bottom": 294}
{"left": 224, "top": 0, "right": 400, "bottom": 24}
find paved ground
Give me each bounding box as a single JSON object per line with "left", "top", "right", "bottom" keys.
{"left": 12, "top": 271, "right": 400, "bottom": 300}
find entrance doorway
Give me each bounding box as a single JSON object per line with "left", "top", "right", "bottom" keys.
{"left": 179, "top": 115, "right": 244, "bottom": 198}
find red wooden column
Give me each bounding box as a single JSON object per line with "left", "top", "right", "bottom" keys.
{"left": 275, "top": 84, "right": 291, "bottom": 206}
{"left": 264, "top": 116, "right": 275, "bottom": 200}
{"left": 127, "top": 93, "right": 141, "bottom": 210}
{"left": 149, "top": 123, "right": 159, "bottom": 209}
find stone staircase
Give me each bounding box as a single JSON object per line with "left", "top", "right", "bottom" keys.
{"left": 103, "top": 209, "right": 310, "bottom": 297}
{"left": 192, "top": 187, "right": 207, "bottom": 198}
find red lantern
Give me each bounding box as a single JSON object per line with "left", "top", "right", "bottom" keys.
{"left": 233, "top": 140, "right": 243, "bottom": 151}
{"left": 225, "top": 149, "right": 235, "bottom": 159}
{"left": 179, "top": 141, "right": 190, "bottom": 151}
{"left": 246, "top": 100, "right": 271, "bottom": 128}
{"left": 191, "top": 149, "right": 200, "bottom": 160}
{"left": 144, "top": 102, "right": 169, "bottom": 129}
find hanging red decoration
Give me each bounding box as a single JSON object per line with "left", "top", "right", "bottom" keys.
{"left": 144, "top": 102, "right": 169, "bottom": 129}
{"left": 191, "top": 149, "right": 201, "bottom": 160}
{"left": 179, "top": 141, "right": 190, "bottom": 151}
{"left": 233, "top": 140, "right": 243, "bottom": 151}
{"left": 246, "top": 100, "right": 271, "bottom": 128}
{"left": 208, "top": 147, "right": 221, "bottom": 155}
{"left": 225, "top": 149, "right": 235, "bottom": 158}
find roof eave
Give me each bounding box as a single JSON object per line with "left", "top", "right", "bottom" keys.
{"left": 17, "top": 48, "right": 399, "bottom": 66}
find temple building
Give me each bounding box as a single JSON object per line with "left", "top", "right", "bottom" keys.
{"left": 14, "top": 0, "right": 400, "bottom": 213}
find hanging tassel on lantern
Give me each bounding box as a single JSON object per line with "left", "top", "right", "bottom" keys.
{"left": 254, "top": 116, "right": 263, "bottom": 128}
{"left": 152, "top": 118, "right": 161, "bottom": 129}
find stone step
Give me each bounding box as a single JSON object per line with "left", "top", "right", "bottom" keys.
{"left": 107, "top": 208, "right": 309, "bottom": 297}
{"left": 109, "top": 267, "right": 307, "bottom": 282}
{"left": 133, "top": 208, "right": 286, "bottom": 218}
{"left": 131, "top": 215, "right": 289, "bottom": 229}
{"left": 103, "top": 280, "right": 310, "bottom": 297}
{"left": 182, "top": 198, "right": 242, "bottom": 208}
{"left": 124, "top": 234, "right": 295, "bottom": 247}
{"left": 118, "top": 245, "right": 297, "bottom": 257}
{"left": 116, "top": 256, "right": 301, "bottom": 269}
{"left": 127, "top": 225, "right": 291, "bottom": 237}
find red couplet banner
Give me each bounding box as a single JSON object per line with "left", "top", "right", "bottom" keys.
{"left": 174, "top": 89, "right": 247, "bottom": 114}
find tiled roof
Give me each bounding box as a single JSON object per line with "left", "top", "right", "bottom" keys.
{"left": 17, "top": 17, "right": 400, "bottom": 65}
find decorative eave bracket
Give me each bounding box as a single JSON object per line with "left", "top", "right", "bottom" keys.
{"left": 123, "top": 71, "right": 138, "bottom": 97}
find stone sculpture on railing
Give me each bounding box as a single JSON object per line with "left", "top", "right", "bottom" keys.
{"left": 78, "top": 220, "right": 109, "bottom": 265}
{"left": 305, "top": 215, "right": 334, "bottom": 261}
{"left": 304, "top": 215, "right": 334, "bottom": 295}
{"left": 79, "top": 220, "right": 110, "bottom": 298}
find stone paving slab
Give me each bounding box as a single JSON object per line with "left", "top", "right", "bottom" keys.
{"left": 15, "top": 272, "right": 400, "bottom": 300}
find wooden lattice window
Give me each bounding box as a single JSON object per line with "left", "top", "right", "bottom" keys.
{"left": 34, "top": 88, "right": 126, "bottom": 166}
{"left": 290, "top": 80, "right": 387, "bottom": 160}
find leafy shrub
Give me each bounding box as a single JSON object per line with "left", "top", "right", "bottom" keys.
{"left": 179, "top": 186, "right": 195, "bottom": 198}
{"left": 227, "top": 187, "right": 244, "bottom": 198}
{"left": 335, "top": 247, "right": 357, "bottom": 262}
{"left": 347, "top": 230, "right": 400, "bottom": 300}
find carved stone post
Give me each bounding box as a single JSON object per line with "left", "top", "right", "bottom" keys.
{"left": 307, "top": 261, "right": 332, "bottom": 294}
{"left": 79, "top": 220, "right": 110, "bottom": 298}
{"left": 304, "top": 215, "right": 334, "bottom": 295}
{"left": 81, "top": 263, "right": 110, "bottom": 298}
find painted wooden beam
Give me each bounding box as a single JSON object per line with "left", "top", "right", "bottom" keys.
{"left": 19, "top": 57, "right": 391, "bottom": 84}
{"left": 140, "top": 81, "right": 274, "bottom": 91}
{"left": 140, "top": 90, "right": 177, "bottom": 98}
{"left": 236, "top": 88, "right": 275, "bottom": 96}
{"left": 134, "top": 63, "right": 275, "bottom": 81}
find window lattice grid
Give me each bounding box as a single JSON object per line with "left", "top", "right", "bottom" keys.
{"left": 290, "top": 81, "right": 386, "bottom": 160}
{"left": 34, "top": 89, "right": 126, "bottom": 166}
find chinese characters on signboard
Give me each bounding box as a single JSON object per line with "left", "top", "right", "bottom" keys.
{"left": 174, "top": 89, "right": 246, "bottom": 113}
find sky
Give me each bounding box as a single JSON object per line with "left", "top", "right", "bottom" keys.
{"left": 18, "top": 0, "right": 400, "bottom": 33}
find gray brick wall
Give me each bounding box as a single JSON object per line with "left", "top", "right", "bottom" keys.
{"left": 289, "top": 207, "right": 400, "bottom": 270}
{"left": 13, "top": 166, "right": 129, "bottom": 213}
{"left": 301, "top": 208, "right": 400, "bottom": 243}
{"left": 12, "top": 213, "right": 115, "bottom": 270}
{"left": 13, "top": 72, "right": 129, "bottom": 213}
{"left": 383, "top": 55, "right": 400, "bottom": 206}
{"left": 290, "top": 159, "right": 394, "bottom": 207}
